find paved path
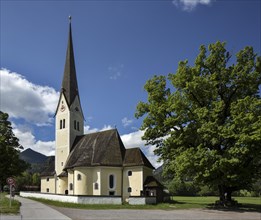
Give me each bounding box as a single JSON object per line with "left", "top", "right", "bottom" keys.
{"left": 1, "top": 196, "right": 261, "bottom": 220}
{"left": 0, "top": 196, "right": 71, "bottom": 220}
{"left": 53, "top": 206, "right": 261, "bottom": 220}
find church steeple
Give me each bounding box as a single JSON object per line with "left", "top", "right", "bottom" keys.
{"left": 61, "top": 16, "right": 79, "bottom": 106}
{"left": 55, "top": 17, "right": 84, "bottom": 182}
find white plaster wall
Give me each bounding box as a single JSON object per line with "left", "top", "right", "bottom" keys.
{"left": 40, "top": 177, "right": 56, "bottom": 194}
{"left": 78, "top": 196, "right": 122, "bottom": 204}
{"left": 20, "top": 192, "right": 78, "bottom": 203}
{"left": 20, "top": 192, "right": 122, "bottom": 204}
{"left": 129, "top": 197, "right": 156, "bottom": 205}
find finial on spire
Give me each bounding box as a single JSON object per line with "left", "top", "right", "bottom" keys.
{"left": 69, "top": 15, "right": 72, "bottom": 23}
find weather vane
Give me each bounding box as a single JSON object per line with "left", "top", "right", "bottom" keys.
{"left": 69, "top": 15, "right": 72, "bottom": 22}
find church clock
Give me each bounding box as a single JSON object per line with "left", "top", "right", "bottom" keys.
{"left": 60, "top": 104, "right": 66, "bottom": 112}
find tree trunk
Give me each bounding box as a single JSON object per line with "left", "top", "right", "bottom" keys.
{"left": 217, "top": 185, "right": 236, "bottom": 206}
{"left": 226, "top": 188, "right": 232, "bottom": 202}
{"left": 218, "top": 185, "right": 225, "bottom": 204}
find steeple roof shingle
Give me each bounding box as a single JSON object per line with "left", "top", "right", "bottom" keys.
{"left": 61, "top": 19, "right": 79, "bottom": 106}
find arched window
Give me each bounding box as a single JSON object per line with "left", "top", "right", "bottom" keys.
{"left": 69, "top": 183, "right": 73, "bottom": 190}
{"left": 109, "top": 174, "right": 115, "bottom": 189}
{"left": 94, "top": 183, "right": 99, "bottom": 190}
{"left": 77, "top": 174, "right": 81, "bottom": 181}
{"left": 60, "top": 120, "right": 62, "bottom": 129}
{"left": 63, "top": 119, "right": 65, "bottom": 128}
{"left": 128, "top": 170, "right": 132, "bottom": 176}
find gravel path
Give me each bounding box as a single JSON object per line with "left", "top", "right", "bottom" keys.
{"left": 52, "top": 206, "right": 261, "bottom": 220}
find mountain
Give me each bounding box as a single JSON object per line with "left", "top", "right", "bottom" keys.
{"left": 20, "top": 148, "right": 48, "bottom": 164}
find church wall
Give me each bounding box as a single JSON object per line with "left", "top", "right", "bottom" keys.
{"left": 69, "top": 96, "right": 84, "bottom": 149}
{"left": 73, "top": 167, "right": 93, "bottom": 195}
{"left": 68, "top": 170, "right": 74, "bottom": 195}
{"left": 41, "top": 176, "right": 55, "bottom": 194}
{"left": 55, "top": 94, "right": 70, "bottom": 176}
{"left": 100, "top": 167, "right": 122, "bottom": 196}
{"left": 92, "top": 167, "right": 101, "bottom": 195}
{"left": 122, "top": 166, "right": 143, "bottom": 202}
{"left": 57, "top": 177, "right": 68, "bottom": 195}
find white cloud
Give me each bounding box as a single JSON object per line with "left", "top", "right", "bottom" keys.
{"left": 14, "top": 119, "right": 161, "bottom": 167}
{"left": 121, "top": 130, "right": 162, "bottom": 168}
{"left": 121, "top": 130, "right": 145, "bottom": 148}
{"left": 84, "top": 124, "right": 114, "bottom": 134}
{"left": 172, "top": 0, "right": 212, "bottom": 11}
{"left": 108, "top": 64, "right": 124, "bottom": 80}
{"left": 0, "top": 68, "right": 160, "bottom": 167}
{"left": 0, "top": 69, "right": 59, "bottom": 126}
{"left": 12, "top": 123, "right": 55, "bottom": 156}
{"left": 121, "top": 117, "right": 133, "bottom": 127}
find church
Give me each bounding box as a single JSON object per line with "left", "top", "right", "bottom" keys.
{"left": 40, "top": 18, "right": 163, "bottom": 204}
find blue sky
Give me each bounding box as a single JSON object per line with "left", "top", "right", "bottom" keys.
{"left": 0, "top": 0, "right": 260, "bottom": 168}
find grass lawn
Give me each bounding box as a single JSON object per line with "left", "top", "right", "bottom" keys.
{"left": 172, "top": 196, "right": 261, "bottom": 211}
{"left": 0, "top": 193, "right": 20, "bottom": 214}
{"left": 28, "top": 196, "right": 261, "bottom": 211}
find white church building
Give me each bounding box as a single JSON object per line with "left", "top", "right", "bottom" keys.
{"left": 38, "top": 18, "right": 163, "bottom": 204}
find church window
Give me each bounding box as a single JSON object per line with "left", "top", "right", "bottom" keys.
{"left": 128, "top": 171, "right": 132, "bottom": 176}
{"left": 47, "top": 178, "right": 49, "bottom": 182}
{"left": 77, "top": 174, "right": 81, "bottom": 181}
{"left": 128, "top": 187, "right": 132, "bottom": 193}
{"left": 60, "top": 120, "right": 62, "bottom": 129}
{"left": 61, "top": 162, "right": 63, "bottom": 166}
{"left": 63, "top": 119, "right": 65, "bottom": 128}
{"left": 109, "top": 174, "right": 115, "bottom": 189}
{"left": 69, "top": 183, "right": 73, "bottom": 190}
{"left": 46, "top": 188, "right": 49, "bottom": 193}
{"left": 94, "top": 183, "right": 99, "bottom": 190}
{"left": 74, "top": 120, "right": 76, "bottom": 130}
{"left": 77, "top": 122, "right": 80, "bottom": 131}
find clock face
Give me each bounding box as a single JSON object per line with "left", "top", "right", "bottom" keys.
{"left": 60, "top": 104, "right": 66, "bottom": 112}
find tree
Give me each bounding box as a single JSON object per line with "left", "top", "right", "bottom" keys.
{"left": 32, "top": 173, "right": 40, "bottom": 186}
{"left": 136, "top": 42, "right": 261, "bottom": 205}
{"left": 0, "top": 111, "right": 29, "bottom": 189}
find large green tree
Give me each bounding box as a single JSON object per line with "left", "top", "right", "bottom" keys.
{"left": 0, "top": 111, "right": 29, "bottom": 189}
{"left": 136, "top": 42, "right": 261, "bottom": 204}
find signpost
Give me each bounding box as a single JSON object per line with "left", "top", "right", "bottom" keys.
{"left": 6, "top": 177, "right": 16, "bottom": 207}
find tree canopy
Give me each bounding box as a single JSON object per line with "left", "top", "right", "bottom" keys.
{"left": 0, "top": 111, "right": 29, "bottom": 189}
{"left": 136, "top": 42, "right": 261, "bottom": 204}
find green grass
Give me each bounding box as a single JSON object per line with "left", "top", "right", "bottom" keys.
{"left": 171, "top": 196, "right": 219, "bottom": 209}
{"left": 0, "top": 193, "right": 20, "bottom": 214}
{"left": 235, "top": 197, "right": 261, "bottom": 212}
{"left": 28, "top": 196, "right": 261, "bottom": 211}
{"left": 28, "top": 197, "right": 171, "bottom": 210}
{"left": 172, "top": 196, "right": 261, "bottom": 211}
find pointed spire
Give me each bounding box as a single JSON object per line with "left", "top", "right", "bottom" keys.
{"left": 61, "top": 16, "right": 79, "bottom": 106}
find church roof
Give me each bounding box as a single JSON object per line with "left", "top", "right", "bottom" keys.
{"left": 61, "top": 18, "right": 80, "bottom": 107}
{"left": 64, "top": 129, "right": 154, "bottom": 170}
{"left": 40, "top": 156, "right": 55, "bottom": 177}
{"left": 64, "top": 129, "right": 126, "bottom": 169}
{"left": 124, "top": 148, "right": 154, "bottom": 169}
{"left": 144, "top": 176, "right": 164, "bottom": 188}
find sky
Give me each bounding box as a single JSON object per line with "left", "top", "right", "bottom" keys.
{"left": 0, "top": 0, "right": 260, "bottom": 168}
